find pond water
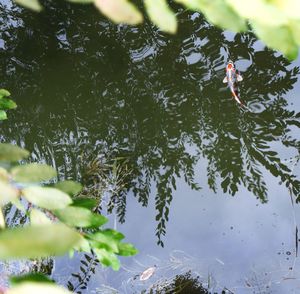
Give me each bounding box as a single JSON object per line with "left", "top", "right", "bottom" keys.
{"left": 1, "top": 1, "right": 300, "bottom": 293}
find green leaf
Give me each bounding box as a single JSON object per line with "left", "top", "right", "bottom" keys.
{"left": 14, "top": 0, "right": 42, "bottom": 11}
{"left": 73, "top": 235, "right": 91, "bottom": 252}
{"left": 94, "top": 248, "right": 120, "bottom": 271}
{"left": 54, "top": 206, "right": 107, "bottom": 228}
{"left": 0, "top": 98, "right": 17, "bottom": 110}
{"left": 54, "top": 180, "right": 82, "bottom": 196}
{"left": 117, "top": 242, "right": 138, "bottom": 256}
{"left": 0, "top": 89, "right": 11, "bottom": 98}
{"left": 30, "top": 208, "right": 52, "bottom": 225}
{"left": 22, "top": 187, "right": 72, "bottom": 210}
{"left": 66, "top": 0, "right": 93, "bottom": 3}
{"left": 6, "top": 282, "right": 72, "bottom": 294}
{"left": 144, "top": 0, "right": 177, "bottom": 34}
{"left": 175, "top": 0, "right": 247, "bottom": 32}
{"left": 99, "top": 228, "right": 125, "bottom": 241}
{"left": 0, "top": 224, "right": 81, "bottom": 259}
{"left": 0, "top": 181, "right": 19, "bottom": 207}
{"left": 10, "top": 273, "right": 54, "bottom": 286}
{"left": 252, "top": 21, "right": 298, "bottom": 60}
{"left": 11, "top": 163, "right": 57, "bottom": 183}
{"left": 71, "top": 197, "right": 97, "bottom": 209}
{"left": 0, "top": 143, "right": 30, "bottom": 162}
{"left": 94, "top": 0, "right": 143, "bottom": 25}
{"left": 0, "top": 110, "right": 7, "bottom": 120}
{"left": 88, "top": 230, "right": 120, "bottom": 253}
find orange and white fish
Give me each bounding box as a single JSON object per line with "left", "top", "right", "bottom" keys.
{"left": 223, "top": 60, "right": 244, "bottom": 106}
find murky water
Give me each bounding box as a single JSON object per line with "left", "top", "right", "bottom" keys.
{"left": 1, "top": 1, "right": 300, "bottom": 293}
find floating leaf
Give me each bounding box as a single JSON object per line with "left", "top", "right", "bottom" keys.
{"left": 0, "top": 89, "right": 11, "bottom": 98}
{"left": 175, "top": 0, "right": 246, "bottom": 32}
{"left": 144, "top": 0, "right": 177, "bottom": 33}
{"left": 0, "top": 143, "right": 30, "bottom": 162}
{"left": 54, "top": 206, "right": 107, "bottom": 228}
{"left": 30, "top": 208, "right": 52, "bottom": 225}
{"left": 94, "top": 248, "right": 120, "bottom": 271}
{"left": 0, "top": 181, "right": 19, "bottom": 207}
{"left": 0, "top": 98, "right": 17, "bottom": 110}
{"left": 22, "top": 187, "right": 72, "bottom": 210}
{"left": 94, "top": 0, "right": 143, "bottom": 25}
{"left": 0, "top": 224, "right": 81, "bottom": 259}
{"left": 0, "top": 110, "right": 7, "bottom": 120}
{"left": 10, "top": 273, "right": 54, "bottom": 286}
{"left": 7, "top": 282, "right": 72, "bottom": 294}
{"left": 11, "top": 163, "right": 57, "bottom": 183}
{"left": 54, "top": 180, "right": 82, "bottom": 196}
{"left": 14, "top": 0, "right": 42, "bottom": 11}
{"left": 117, "top": 242, "right": 138, "bottom": 256}
{"left": 140, "top": 266, "right": 156, "bottom": 281}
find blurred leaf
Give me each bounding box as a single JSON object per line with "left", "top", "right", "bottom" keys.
{"left": 11, "top": 163, "right": 57, "bottom": 183}
{"left": 117, "top": 242, "right": 138, "bottom": 256}
{"left": 0, "top": 208, "right": 5, "bottom": 228}
{"left": 290, "top": 20, "right": 300, "bottom": 45}
{"left": 176, "top": 0, "right": 247, "bottom": 31}
{"left": 14, "top": 0, "right": 42, "bottom": 11}
{"left": 99, "top": 228, "right": 125, "bottom": 241}
{"left": 30, "top": 208, "right": 52, "bottom": 225}
{"left": 0, "top": 143, "right": 30, "bottom": 162}
{"left": 0, "top": 181, "right": 19, "bottom": 207}
{"left": 54, "top": 206, "right": 107, "bottom": 228}
{"left": 0, "top": 89, "right": 11, "bottom": 98}
{"left": 0, "top": 167, "right": 9, "bottom": 182}
{"left": 66, "top": 0, "right": 93, "bottom": 3}
{"left": 7, "top": 282, "right": 72, "bottom": 294}
{"left": 22, "top": 187, "right": 72, "bottom": 210}
{"left": 0, "top": 224, "right": 81, "bottom": 259}
{"left": 94, "top": 0, "right": 143, "bottom": 25}
{"left": 144, "top": 0, "right": 177, "bottom": 33}
{"left": 0, "top": 98, "right": 17, "bottom": 110}
{"left": 0, "top": 110, "right": 7, "bottom": 120}
{"left": 10, "top": 273, "right": 54, "bottom": 286}
{"left": 54, "top": 180, "right": 82, "bottom": 196}
{"left": 73, "top": 235, "right": 91, "bottom": 252}
{"left": 252, "top": 21, "right": 298, "bottom": 60}
{"left": 71, "top": 197, "right": 97, "bottom": 209}
{"left": 227, "top": 0, "right": 287, "bottom": 26}
{"left": 94, "top": 248, "right": 120, "bottom": 271}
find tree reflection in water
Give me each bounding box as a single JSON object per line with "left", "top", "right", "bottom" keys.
{"left": 0, "top": 3, "right": 300, "bottom": 246}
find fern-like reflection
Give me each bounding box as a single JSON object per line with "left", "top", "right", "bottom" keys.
{"left": 0, "top": 3, "right": 300, "bottom": 248}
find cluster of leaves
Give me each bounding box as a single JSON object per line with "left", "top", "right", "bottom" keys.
{"left": 0, "top": 90, "right": 17, "bottom": 121}
{"left": 0, "top": 143, "right": 138, "bottom": 293}
{"left": 13, "top": 0, "right": 300, "bottom": 59}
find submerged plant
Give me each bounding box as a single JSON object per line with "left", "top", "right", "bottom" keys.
{"left": 0, "top": 143, "right": 138, "bottom": 292}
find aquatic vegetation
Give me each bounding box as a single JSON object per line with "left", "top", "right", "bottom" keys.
{"left": 0, "top": 89, "right": 17, "bottom": 121}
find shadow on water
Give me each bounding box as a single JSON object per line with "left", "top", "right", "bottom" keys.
{"left": 1, "top": 6, "right": 300, "bottom": 291}
{"left": 1, "top": 0, "right": 300, "bottom": 246}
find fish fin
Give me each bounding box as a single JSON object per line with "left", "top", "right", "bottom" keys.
{"left": 237, "top": 74, "right": 243, "bottom": 82}
{"left": 222, "top": 76, "right": 228, "bottom": 83}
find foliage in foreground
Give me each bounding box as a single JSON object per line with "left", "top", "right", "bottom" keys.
{"left": 0, "top": 90, "right": 17, "bottom": 121}
{"left": 12, "top": 0, "right": 300, "bottom": 59}
{"left": 0, "top": 143, "right": 138, "bottom": 293}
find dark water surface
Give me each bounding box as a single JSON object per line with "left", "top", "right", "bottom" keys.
{"left": 1, "top": 1, "right": 300, "bottom": 293}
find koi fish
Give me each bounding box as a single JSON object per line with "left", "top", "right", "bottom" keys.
{"left": 223, "top": 60, "right": 244, "bottom": 106}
